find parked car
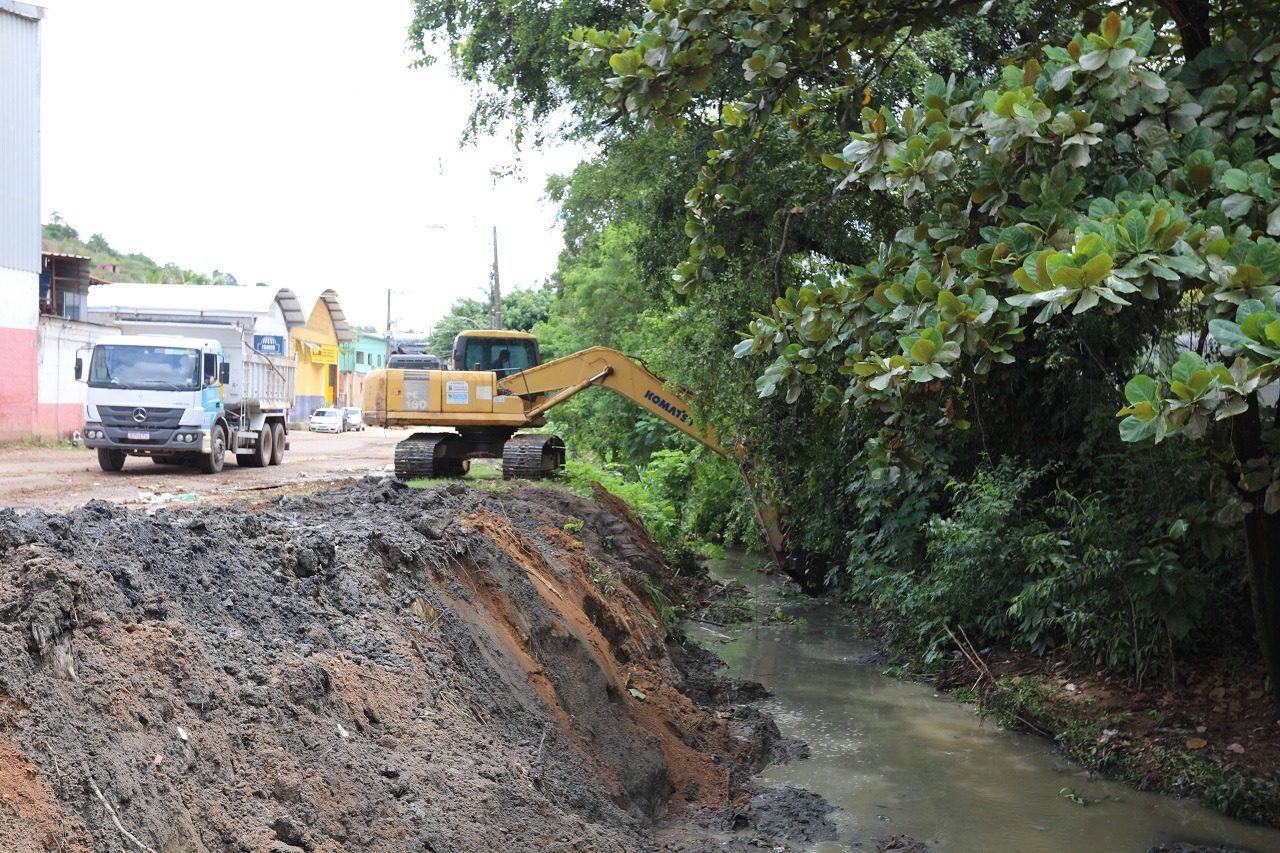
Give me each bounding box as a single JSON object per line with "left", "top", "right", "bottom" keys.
{"left": 309, "top": 407, "right": 344, "bottom": 433}
{"left": 342, "top": 406, "right": 365, "bottom": 431}
{"left": 387, "top": 353, "right": 443, "bottom": 370}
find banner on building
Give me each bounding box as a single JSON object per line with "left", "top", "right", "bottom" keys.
{"left": 311, "top": 344, "right": 339, "bottom": 365}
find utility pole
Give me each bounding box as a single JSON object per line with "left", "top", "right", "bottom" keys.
{"left": 384, "top": 288, "right": 391, "bottom": 367}
{"left": 490, "top": 225, "right": 502, "bottom": 330}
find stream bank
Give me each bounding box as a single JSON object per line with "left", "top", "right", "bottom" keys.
{"left": 683, "top": 552, "right": 1280, "bottom": 852}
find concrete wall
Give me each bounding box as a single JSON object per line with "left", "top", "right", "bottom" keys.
{"left": 35, "top": 316, "right": 120, "bottom": 439}
{"left": 0, "top": 268, "right": 38, "bottom": 440}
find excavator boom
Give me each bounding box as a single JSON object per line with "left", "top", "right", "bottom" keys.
{"left": 498, "top": 347, "right": 723, "bottom": 453}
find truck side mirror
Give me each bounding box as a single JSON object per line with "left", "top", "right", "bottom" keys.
{"left": 74, "top": 357, "right": 83, "bottom": 380}
{"left": 219, "top": 362, "right": 230, "bottom": 384}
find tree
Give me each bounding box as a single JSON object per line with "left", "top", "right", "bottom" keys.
{"left": 43, "top": 213, "right": 79, "bottom": 242}
{"left": 584, "top": 3, "right": 1280, "bottom": 706}
{"left": 502, "top": 284, "right": 555, "bottom": 332}
{"left": 408, "top": 0, "right": 636, "bottom": 142}
{"left": 426, "top": 297, "right": 491, "bottom": 357}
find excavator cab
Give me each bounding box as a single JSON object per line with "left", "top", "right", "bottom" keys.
{"left": 451, "top": 330, "right": 540, "bottom": 378}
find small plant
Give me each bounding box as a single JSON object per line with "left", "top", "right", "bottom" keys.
{"left": 563, "top": 517, "right": 585, "bottom": 534}
{"left": 1058, "top": 787, "right": 1088, "bottom": 806}
{"left": 589, "top": 556, "right": 618, "bottom": 597}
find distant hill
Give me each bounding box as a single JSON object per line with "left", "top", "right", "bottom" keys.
{"left": 42, "top": 215, "right": 245, "bottom": 286}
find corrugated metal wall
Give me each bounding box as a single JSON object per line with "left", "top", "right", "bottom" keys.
{"left": 0, "top": 7, "right": 41, "bottom": 274}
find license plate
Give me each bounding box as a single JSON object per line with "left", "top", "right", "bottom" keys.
{"left": 127, "top": 431, "right": 150, "bottom": 441}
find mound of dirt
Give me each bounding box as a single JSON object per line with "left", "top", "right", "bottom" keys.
{"left": 0, "top": 478, "right": 807, "bottom": 852}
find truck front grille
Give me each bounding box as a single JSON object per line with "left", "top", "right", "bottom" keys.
{"left": 97, "top": 406, "right": 185, "bottom": 429}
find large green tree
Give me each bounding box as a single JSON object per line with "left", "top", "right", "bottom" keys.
{"left": 580, "top": 2, "right": 1280, "bottom": 705}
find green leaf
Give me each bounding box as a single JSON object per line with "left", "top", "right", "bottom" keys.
{"left": 1222, "top": 193, "right": 1253, "bottom": 219}
{"left": 1119, "top": 415, "right": 1157, "bottom": 442}
{"left": 1223, "top": 168, "right": 1251, "bottom": 193}
{"left": 910, "top": 338, "right": 938, "bottom": 363}
{"left": 1209, "top": 319, "right": 1254, "bottom": 351}
{"left": 1171, "top": 351, "right": 1207, "bottom": 384}
{"left": 1125, "top": 374, "right": 1159, "bottom": 405}
{"left": 820, "top": 153, "right": 847, "bottom": 171}
{"left": 1236, "top": 299, "right": 1267, "bottom": 323}
{"left": 1051, "top": 265, "right": 1084, "bottom": 287}
{"left": 1073, "top": 289, "right": 1100, "bottom": 314}
{"left": 1081, "top": 253, "right": 1113, "bottom": 286}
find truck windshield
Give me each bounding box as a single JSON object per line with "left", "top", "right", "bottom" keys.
{"left": 88, "top": 345, "right": 202, "bottom": 391}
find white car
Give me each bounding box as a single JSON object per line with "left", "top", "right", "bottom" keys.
{"left": 341, "top": 406, "right": 365, "bottom": 431}
{"left": 309, "top": 407, "right": 344, "bottom": 433}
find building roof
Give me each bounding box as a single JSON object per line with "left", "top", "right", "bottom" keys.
{"left": 0, "top": 1, "right": 45, "bottom": 21}
{"left": 316, "top": 288, "right": 353, "bottom": 343}
{"left": 87, "top": 283, "right": 306, "bottom": 328}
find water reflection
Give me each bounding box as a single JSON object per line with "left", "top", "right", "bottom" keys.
{"left": 687, "top": 554, "right": 1280, "bottom": 853}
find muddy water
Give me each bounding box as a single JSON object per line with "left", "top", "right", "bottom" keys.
{"left": 688, "top": 553, "right": 1280, "bottom": 853}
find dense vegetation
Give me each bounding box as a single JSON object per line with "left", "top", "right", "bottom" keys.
{"left": 43, "top": 216, "right": 243, "bottom": 286}
{"left": 413, "top": 0, "right": 1280, "bottom": 721}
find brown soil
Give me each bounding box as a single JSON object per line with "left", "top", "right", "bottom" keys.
{"left": 0, "top": 478, "right": 815, "bottom": 852}
{"left": 937, "top": 646, "right": 1280, "bottom": 825}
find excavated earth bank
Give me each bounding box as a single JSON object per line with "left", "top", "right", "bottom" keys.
{"left": 0, "top": 478, "right": 826, "bottom": 852}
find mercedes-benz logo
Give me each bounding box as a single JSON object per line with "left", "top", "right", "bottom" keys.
{"left": 132, "top": 408, "right": 147, "bottom": 423}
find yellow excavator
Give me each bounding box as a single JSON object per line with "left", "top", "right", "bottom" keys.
{"left": 362, "top": 329, "right": 787, "bottom": 563}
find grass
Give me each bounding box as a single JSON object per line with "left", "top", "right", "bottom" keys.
{"left": 406, "top": 458, "right": 510, "bottom": 491}
{"left": 0, "top": 437, "right": 86, "bottom": 452}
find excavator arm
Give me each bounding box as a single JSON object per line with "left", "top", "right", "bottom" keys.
{"left": 500, "top": 347, "right": 723, "bottom": 452}
{"left": 500, "top": 347, "right": 788, "bottom": 565}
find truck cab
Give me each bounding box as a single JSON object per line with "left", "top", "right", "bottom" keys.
{"left": 78, "top": 327, "right": 293, "bottom": 474}
{"left": 80, "top": 334, "right": 230, "bottom": 471}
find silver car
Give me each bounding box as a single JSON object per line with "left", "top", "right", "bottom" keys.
{"left": 309, "top": 407, "right": 343, "bottom": 433}
{"left": 342, "top": 406, "right": 365, "bottom": 431}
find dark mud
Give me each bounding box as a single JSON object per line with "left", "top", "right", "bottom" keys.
{"left": 0, "top": 478, "right": 830, "bottom": 852}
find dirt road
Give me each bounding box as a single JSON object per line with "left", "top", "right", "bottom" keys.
{"left": 0, "top": 429, "right": 417, "bottom": 511}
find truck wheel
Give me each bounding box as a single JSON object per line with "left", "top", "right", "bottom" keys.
{"left": 270, "top": 423, "right": 286, "bottom": 465}
{"left": 199, "top": 425, "right": 226, "bottom": 474}
{"left": 254, "top": 425, "right": 273, "bottom": 466}
{"left": 237, "top": 427, "right": 272, "bottom": 468}
{"left": 97, "top": 448, "right": 126, "bottom": 472}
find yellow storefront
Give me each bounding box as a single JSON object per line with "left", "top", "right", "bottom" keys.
{"left": 290, "top": 290, "right": 352, "bottom": 421}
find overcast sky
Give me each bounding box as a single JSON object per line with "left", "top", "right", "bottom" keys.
{"left": 39, "top": 0, "right": 590, "bottom": 333}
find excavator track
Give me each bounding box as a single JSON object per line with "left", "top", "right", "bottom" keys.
{"left": 502, "top": 434, "right": 566, "bottom": 479}
{"left": 394, "top": 433, "right": 469, "bottom": 480}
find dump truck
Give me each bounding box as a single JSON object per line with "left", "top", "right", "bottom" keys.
{"left": 78, "top": 325, "right": 296, "bottom": 473}
{"left": 363, "top": 329, "right": 787, "bottom": 563}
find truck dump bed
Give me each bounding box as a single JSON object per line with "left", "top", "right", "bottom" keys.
{"left": 242, "top": 347, "right": 296, "bottom": 410}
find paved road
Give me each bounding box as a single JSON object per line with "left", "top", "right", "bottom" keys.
{"left": 0, "top": 428, "right": 420, "bottom": 512}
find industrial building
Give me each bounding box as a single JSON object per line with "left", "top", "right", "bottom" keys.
{"left": 0, "top": 1, "right": 44, "bottom": 440}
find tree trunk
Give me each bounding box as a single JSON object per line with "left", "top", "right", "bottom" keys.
{"left": 1157, "top": 0, "right": 1212, "bottom": 60}
{"left": 1230, "top": 396, "right": 1280, "bottom": 713}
